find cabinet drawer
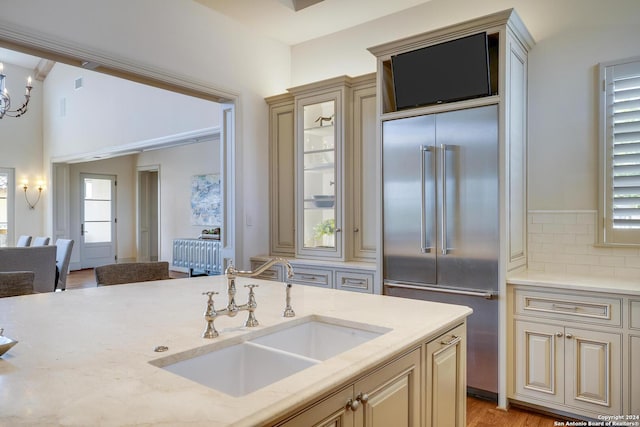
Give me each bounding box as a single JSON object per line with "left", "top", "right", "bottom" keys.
{"left": 514, "top": 289, "right": 621, "bottom": 327}
{"left": 631, "top": 300, "right": 640, "bottom": 330}
{"left": 291, "top": 267, "right": 333, "bottom": 288}
{"left": 250, "top": 260, "right": 283, "bottom": 282}
{"left": 335, "top": 270, "right": 374, "bottom": 293}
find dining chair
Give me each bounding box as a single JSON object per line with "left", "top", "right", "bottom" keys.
{"left": 0, "top": 271, "right": 35, "bottom": 298}
{"left": 16, "top": 235, "right": 32, "bottom": 247}
{"left": 54, "top": 239, "right": 74, "bottom": 291}
{"left": 95, "top": 262, "right": 170, "bottom": 286}
{"left": 32, "top": 236, "right": 51, "bottom": 246}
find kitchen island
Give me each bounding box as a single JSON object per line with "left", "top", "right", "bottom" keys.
{"left": 0, "top": 275, "right": 471, "bottom": 426}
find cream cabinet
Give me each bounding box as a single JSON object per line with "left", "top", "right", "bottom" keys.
{"left": 509, "top": 286, "right": 624, "bottom": 418}
{"left": 631, "top": 299, "right": 640, "bottom": 415}
{"left": 277, "top": 348, "right": 420, "bottom": 427}
{"left": 250, "top": 256, "right": 377, "bottom": 293}
{"left": 425, "top": 323, "right": 466, "bottom": 427}
{"left": 514, "top": 320, "right": 621, "bottom": 415}
{"left": 274, "top": 324, "right": 466, "bottom": 427}
{"left": 349, "top": 78, "right": 377, "bottom": 261}
{"left": 295, "top": 88, "right": 343, "bottom": 259}
{"left": 266, "top": 94, "right": 296, "bottom": 257}
{"left": 265, "top": 74, "right": 377, "bottom": 265}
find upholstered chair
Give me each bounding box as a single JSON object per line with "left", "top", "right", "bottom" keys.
{"left": 0, "top": 271, "right": 35, "bottom": 298}
{"left": 95, "top": 262, "right": 170, "bottom": 286}
{"left": 32, "top": 236, "right": 51, "bottom": 246}
{"left": 54, "top": 239, "right": 74, "bottom": 291}
{"left": 16, "top": 235, "right": 32, "bottom": 247}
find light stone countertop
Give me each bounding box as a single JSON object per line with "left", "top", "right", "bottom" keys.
{"left": 0, "top": 275, "right": 471, "bottom": 426}
{"left": 507, "top": 270, "right": 640, "bottom": 296}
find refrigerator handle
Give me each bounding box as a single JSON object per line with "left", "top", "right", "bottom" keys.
{"left": 440, "top": 144, "right": 448, "bottom": 255}
{"left": 420, "top": 145, "right": 433, "bottom": 253}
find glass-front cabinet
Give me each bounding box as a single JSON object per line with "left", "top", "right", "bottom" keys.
{"left": 296, "top": 89, "right": 344, "bottom": 259}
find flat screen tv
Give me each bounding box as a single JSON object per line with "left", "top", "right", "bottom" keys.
{"left": 391, "top": 32, "right": 491, "bottom": 109}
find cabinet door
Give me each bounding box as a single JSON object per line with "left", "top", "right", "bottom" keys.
{"left": 350, "top": 82, "right": 377, "bottom": 260}
{"left": 277, "top": 385, "right": 355, "bottom": 427}
{"left": 354, "top": 348, "right": 421, "bottom": 427}
{"left": 296, "top": 90, "right": 343, "bottom": 260}
{"left": 564, "top": 327, "right": 621, "bottom": 415}
{"left": 269, "top": 100, "right": 296, "bottom": 256}
{"left": 425, "top": 323, "right": 466, "bottom": 427}
{"left": 514, "top": 320, "right": 565, "bottom": 405}
{"left": 631, "top": 335, "right": 640, "bottom": 415}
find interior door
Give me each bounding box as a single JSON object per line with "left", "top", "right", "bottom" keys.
{"left": 137, "top": 168, "right": 159, "bottom": 262}
{"left": 80, "top": 173, "right": 117, "bottom": 268}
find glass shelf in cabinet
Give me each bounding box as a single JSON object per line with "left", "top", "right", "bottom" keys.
{"left": 304, "top": 125, "right": 334, "bottom": 136}
{"left": 304, "top": 163, "right": 334, "bottom": 171}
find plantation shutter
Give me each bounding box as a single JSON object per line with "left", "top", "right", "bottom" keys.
{"left": 603, "top": 58, "right": 640, "bottom": 243}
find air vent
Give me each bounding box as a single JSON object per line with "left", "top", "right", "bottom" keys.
{"left": 74, "top": 77, "right": 83, "bottom": 90}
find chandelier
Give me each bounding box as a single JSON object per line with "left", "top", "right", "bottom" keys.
{"left": 0, "top": 62, "right": 33, "bottom": 119}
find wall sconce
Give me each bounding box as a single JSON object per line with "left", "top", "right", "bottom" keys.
{"left": 23, "top": 181, "right": 44, "bottom": 209}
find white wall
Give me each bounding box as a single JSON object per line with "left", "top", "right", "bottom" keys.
{"left": 1, "top": 0, "right": 292, "bottom": 267}
{"left": 0, "top": 61, "right": 45, "bottom": 242}
{"left": 137, "top": 140, "right": 221, "bottom": 264}
{"left": 288, "top": 0, "right": 640, "bottom": 212}
{"left": 43, "top": 63, "right": 221, "bottom": 159}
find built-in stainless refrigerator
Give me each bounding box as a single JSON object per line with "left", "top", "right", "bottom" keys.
{"left": 382, "top": 104, "right": 499, "bottom": 399}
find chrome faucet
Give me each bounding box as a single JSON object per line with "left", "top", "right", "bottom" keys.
{"left": 201, "top": 257, "right": 295, "bottom": 338}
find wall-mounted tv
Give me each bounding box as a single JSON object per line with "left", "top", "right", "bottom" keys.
{"left": 391, "top": 32, "right": 491, "bottom": 110}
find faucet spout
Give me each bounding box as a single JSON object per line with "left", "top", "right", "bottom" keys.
{"left": 225, "top": 257, "right": 293, "bottom": 280}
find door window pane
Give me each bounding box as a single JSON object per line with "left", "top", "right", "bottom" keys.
{"left": 84, "top": 221, "right": 112, "bottom": 243}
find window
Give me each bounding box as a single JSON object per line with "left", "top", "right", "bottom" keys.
{"left": 0, "top": 168, "right": 15, "bottom": 247}
{"left": 599, "top": 56, "right": 640, "bottom": 245}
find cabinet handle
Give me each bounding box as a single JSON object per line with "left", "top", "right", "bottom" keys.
{"left": 565, "top": 333, "right": 574, "bottom": 339}
{"left": 440, "top": 335, "right": 462, "bottom": 346}
{"left": 552, "top": 303, "right": 578, "bottom": 312}
{"left": 300, "top": 275, "right": 317, "bottom": 280}
{"left": 335, "top": 228, "right": 342, "bottom": 233}
{"left": 346, "top": 398, "right": 360, "bottom": 411}
{"left": 556, "top": 332, "right": 563, "bottom": 338}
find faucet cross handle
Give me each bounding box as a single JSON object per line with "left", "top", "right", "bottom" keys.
{"left": 202, "top": 291, "right": 219, "bottom": 298}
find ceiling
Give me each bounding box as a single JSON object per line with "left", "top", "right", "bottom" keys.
{"left": 1, "top": 0, "right": 433, "bottom": 71}
{"left": 195, "top": 0, "right": 433, "bottom": 45}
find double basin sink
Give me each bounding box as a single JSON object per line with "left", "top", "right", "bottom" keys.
{"left": 151, "top": 316, "right": 390, "bottom": 397}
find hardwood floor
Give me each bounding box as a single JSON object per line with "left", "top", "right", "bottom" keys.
{"left": 65, "top": 268, "right": 559, "bottom": 426}
{"left": 467, "top": 397, "right": 558, "bottom": 427}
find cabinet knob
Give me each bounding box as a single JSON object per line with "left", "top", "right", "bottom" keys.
{"left": 346, "top": 398, "right": 360, "bottom": 411}
{"left": 357, "top": 392, "right": 369, "bottom": 404}
{"left": 556, "top": 332, "right": 563, "bottom": 338}
{"left": 565, "top": 334, "right": 573, "bottom": 339}
{"left": 354, "top": 227, "right": 359, "bottom": 232}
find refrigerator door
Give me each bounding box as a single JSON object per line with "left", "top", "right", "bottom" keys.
{"left": 382, "top": 115, "right": 436, "bottom": 285}
{"left": 435, "top": 105, "right": 499, "bottom": 292}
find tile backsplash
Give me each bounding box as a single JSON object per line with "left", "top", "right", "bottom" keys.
{"left": 528, "top": 210, "right": 640, "bottom": 279}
